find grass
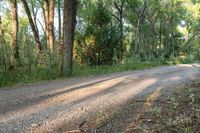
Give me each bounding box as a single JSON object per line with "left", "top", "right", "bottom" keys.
{"left": 73, "top": 61, "right": 166, "bottom": 77}
{"left": 0, "top": 67, "right": 60, "bottom": 87}
{"left": 0, "top": 61, "right": 167, "bottom": 88}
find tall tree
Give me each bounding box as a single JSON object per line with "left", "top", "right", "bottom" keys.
{"left": 41, "top": 0, "right": 55, "bottom": 52}
{"left": 10, "top": 0, "right": 20, "bottom": 61}
{"left": 30, "top": 0, "right": 39, "bottom": 35}
{"left": 0, "top": 16, "right": 2, "bottom": 35}
{"left": 43, "top": 0, "right": 50, "bottom": 50}
{"left": 57, "top": 0, "right": 64, "bottom": 76}
{"left": 58, "top": 0, "right": 62, "bottom": 45}
{"left": 21, "top": 0, "right": 41, "bottom": 53}
{"left": 49, "top": 0, "right": 55, "bottom": 51}
{"left": 62, "top": 0, "right": 77, "bottom": 76}
{"left": 112, "top": 0, "right": 126, "bottom": 62}
{"left": 134, "top": 0, "right": 148, "bottom": 59}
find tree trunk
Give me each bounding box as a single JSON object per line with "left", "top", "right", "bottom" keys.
{"left": 11, "top": 0, "right": 20, "bottom": 61}
{"left": 159, "top": 19, "right": 162, "bottom": 51}
{"left": 58, "top": 0, "right": 62, "bottom": 44}
{"left": 164, "top": 15, "right": 169, "bottom": 58}
{"left": 44, "top": 0, "right": 49, "bottom": 50}
{"left": 21, "top": 0, "right": 41, "bottom": 53}
{"left": 171, "top": 31, "right": 175, "bottom": 57}
{"left": 135, "top": 18, "right": 141, "bottom": 55}
{"left": 30, "top": 0, "right": 39, "bottom": 36}
{"left": 0, "top": 16, "right": 7, "bottom": 71}
{"left": 0, "top": 16, "right": 2, "bottom": 35}
{"left": 113, "top": 0, "right": 125, "bottom": 62}
{"left": 49, "top": 0, "right": 55, "bottom": 51}
{"left": 119, "top": 11, "right": 123, "bottom": 62}
{"left": 62, "top": 0, "right": 77, "bottom": 76}
{"left": 170, "top": 17, "right": 175, "bottom": 57}
{"left": 58, "top": 0, "right": 63, "bottom": 76}
{"left": 134, "top": 0, "right": 147, "bottom": 59}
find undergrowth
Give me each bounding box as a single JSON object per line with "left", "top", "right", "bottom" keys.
{"left": 129, "top": 80, "right": 200, "bottom": 132}
{"left": 0, "top": 61, "right": 166, "bottom": 88}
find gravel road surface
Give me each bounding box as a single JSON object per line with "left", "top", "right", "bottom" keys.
{"left": 0, "top": 64, "right": 200, "bottom": 133}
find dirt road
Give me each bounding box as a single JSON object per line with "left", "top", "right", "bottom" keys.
{"left": 0, "top": 64, "right": 199, "bottom": 133}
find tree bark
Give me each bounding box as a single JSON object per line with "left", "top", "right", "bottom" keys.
{"left": 11, "top": 0, "right": 20, "bottom": 61}
{"left": 170, "top": 16, "right": 175, "bottom": 57}
{"left": 0, "top": 16, "right": 2, "bottom": 35}
{"left": 58, "top": 0, "right": 62, "bottom": 44}
{"left": 164, "top": 15, "right": 169, "bottom": 58}
{"left": 30, "top": 0, "right": 39, "bottom": 36}
{"left": 58, "top": 0, "right": 63, "bottom": 76}
{"left": 135, "top": 18, "right": 141, "bottom": 55}
{"left": 62, "top": 0, "right": 77, "bottom": 76}
{"left": 135, "top": 0, "right": 148, "bottom": 59}
{"left": 21, "top": 0, "right": 41, "bottom": 53}
{"left": 159, "top": 19, "right": 162, "bottom": 51}
{"left": 44, "top": 0, "right": 49, "bottom": 50}
{"left": 49, "top": 0, "right": 55, "bottom": 51}
{"left": 42, "top": 0, "right": 54, "bottom": 52}
{"left": 0, "top": 16, "right": 7, "bottom": 71}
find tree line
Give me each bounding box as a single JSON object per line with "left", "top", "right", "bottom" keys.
{"left": 0, "top": 0, "right": 199, "bottom": 78}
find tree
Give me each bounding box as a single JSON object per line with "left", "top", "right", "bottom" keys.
{"left": 128, "top": 0, "right": 149, "bottom": 59}
{"left": 62, "top": 0, "right": 77, "bottom": 76}
{"left": 74, "top": 1, "right": 121, "bottom": 65}
{"left": 57, "top": 0, "right": 62, "bottom": 45}
{"left": 10, "top": 0, "right": 20, "bottom": 62}
{"left": 43, "top": 0, "right": 50, "bottom": 50}
{"left": 21, "top": 0, "right": 41, "bottom": 53}
{"left": 30, "top": 0, "right": 39, "bottom": 36}
{"left": 49, "top": 0, "right": 55, "bottom": 51}
{"left": 40, "top": 0, "right": 55, "bottom": 52}
{"left": 111, "top": 0, "right": 126, "bottom": 62}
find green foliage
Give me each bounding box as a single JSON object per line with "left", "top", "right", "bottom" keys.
{"left": 0, "top": 34, "right": 11, "bottom": 71}
{"left": 150, "top": 106, "right": 161, "bottom": 118}
{"left": 165, "top": 57, "right": 181, "bottom": 65}
{"left": 0, "top": 67, "right": 60, "bottom": 87}
{"left": 170, "top": 96, "right": 179, "bottom": 111}
{"left": 0, "top": 61, "right": 165, "bottom": 87}
{"left": 72, "top": 61, "right": 165, "bottom": 77}
{"left": 75, "top": 1, "right": 121, "bottom": 65}
{"left": 193, "top": 46, "right": 200, "bottom": 61}
{"left": 181, "top": 55, "right": 195, "bottom": 64}
{"left": 0, "top": 0, "right": 200, "bottom": 88}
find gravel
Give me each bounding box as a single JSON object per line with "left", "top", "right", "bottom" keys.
{"left": 0, "top": 64, "right": 199, "bottom": 133}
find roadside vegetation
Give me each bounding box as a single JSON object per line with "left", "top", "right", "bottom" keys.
{"left": 0, "top": 57, "right": 196, "bottom": 88}
{"left": 75, "top": 80, "right": 200, "bottom": 132}
{"left": 0, "top": 0, "right": 200, "bottom": 87}
{"left": 0, "top": 61, "right": 164, "bottom": 87}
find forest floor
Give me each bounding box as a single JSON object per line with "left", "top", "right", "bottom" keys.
{"left": 0, "top": 64, "right": 200, "bottom": 133}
